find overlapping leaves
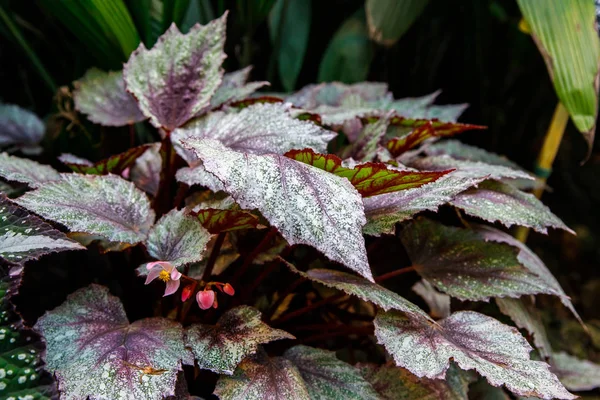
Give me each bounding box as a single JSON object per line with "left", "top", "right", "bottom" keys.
{"left": 61, "top": 145, "right": 150, "bottom": 175}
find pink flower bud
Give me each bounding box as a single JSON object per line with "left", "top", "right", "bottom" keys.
{"left": 223, "top": 283, "right": 235, "bottom": 296}
{"left": 196, "top": 290, "right": 215, "bottom": 310}
{"left": 181, "top": 285, "right": 194, "bottom": 302}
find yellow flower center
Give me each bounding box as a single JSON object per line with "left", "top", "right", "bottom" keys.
{"left": 158, "top": 270, "right": 171, "bottom": 282}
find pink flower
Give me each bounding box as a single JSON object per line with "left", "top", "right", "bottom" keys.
{"left": 196, "top": 290, "right": 215, "bottom": 310}
{"left": 145, "top": 261, "right": 182, "bottom": 297}
{"left": 222, "top": 283, "right": 235, "bottom": 296}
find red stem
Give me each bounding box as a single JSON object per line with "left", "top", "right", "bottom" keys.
{"left": 374, "top": 266, "right": 416, "bottom": 283}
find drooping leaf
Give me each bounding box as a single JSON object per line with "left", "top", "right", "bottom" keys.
{"left": 0, "top": 153, "right": 61, "bottom": 188}
{"left": 215, "top": 348, "right": 310, "bottom": 400}
{"left": 62, "top": 144, "right": 150, "bottom": 175}
{"left": 183, "top": 138, "right": 373, "bottom": 281}
{"left": 210, "top": 67, "right": 269, "bottom": 108}
{"left": 412, "top": 280, "right": 450, "bottom": 319}
{"left": 16, "top": 174, "right": 155, "bottom": 244}
{"left": 283, "top": 345, "right": 380, "bottom": 400}
{"left": 400, "top": 218, "right": 556, "bottom": 301}
{"left": 285, "top": 148, "right": 451, "bottom": 197}
{"left": 73, "top": 68, "right": 146, "bottom": 127}
{"left": 450, "top": 180, "right": 572, "bottom": 234}
{"left": 0, "top": 194, "right": 84, "bottom": 265}
{"left": 357, "top": 363, "right": 473, "bottom": 400}
{"left": 35, "top": 284, "right": 193, "bottom": 400}
{"left": 185, "top": 306, "right": 294, "bottom": 375}
{"left": 374, "top": 310, "right": 574, "bottom": 399}
{"left": 365, "top": 0, "right": 429, "bottom": 46}
{"left": 145, "top": 209, "right": 211, "bottom": 268}
{"left": 551, "top": 352, "right": 600, "bottom": 391}
{"left": 193, "top": 209, "right": 260, "bottom": 233}
{"left": 0, "top": 103, "right": 44, "bottom": 153}
{"left": 123, "top": 14, "right": 227, "bottom": 131}
{"left": 131, "top": 143, "right": 161, "bottom": 196}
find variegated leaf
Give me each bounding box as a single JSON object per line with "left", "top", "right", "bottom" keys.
{"left": 0, "top": 103, "right": 44, "bottom": 153}
{"left": 185, "top": 306, "right": 293, "bottom": 375}
{"left": 175, "top": 163, "right": 225, "bottom": 192}
{"left": 210, "top": 67, "right": 269, "bottom": 108}
{"left": 16, "top": 174, "right": 155, "bottom": 244}
{"left": 286, "top": 82, "right": 389, "bottom": 109}
{"left": 131, "top": 143, "right": 161, "bottom": 196}
{"left": 552, "top": 352, "right": 600, "bottom": 391}
{"left": 0, "top": 153, "right": 61, "bottom": 188}
{"left": 73, "top": 68, "right": 146, "bottom": 127}
{"left": 193, "top": 209, "right": 259, "bottom": 233}
{"left": 35, "top": 284, "right": 193, "bottom": 400}
{"left": 0, "top": 194, "right": 84, "bottom": 265}
{"left": 374, "top": 310, "right": 574, "bottom": 399}
{"left": 123, "top": 14, "right": 227, "bottom": 131}
{"left": 341, "top": 114, "right": 392, "bottom": 161}
{"left": 145, "top": 209, "right": 211, "bottom": 268}
{"left": 62, "top": 145, "right": 150, "bottom": 175}
{"left": 182, "top": 138, "right": 373, "bottom": 281}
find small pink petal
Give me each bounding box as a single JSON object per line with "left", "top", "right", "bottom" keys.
{"left": 146, "top": 261, "right": 171, "bottom": 271}
{"left": 163, "top": 279, "right": 181, "bottom": 297}
{"left": 145, "top": 267, "right": 162, "bottom": 285}
{"left": 170, "top": 269, "right": 182, "bottom": 281}
{"left": 196, "top": 290, "right": 215, "bottom": 310}
{"left": 121, "top": 167, "right": 130, "bottom": 179}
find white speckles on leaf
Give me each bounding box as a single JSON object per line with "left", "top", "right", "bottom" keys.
{"left": 0, "top": 104, "right": 44, "bottom": 152}
{"left": 551, "top": 352, "right": 600, "bottom": 391}
{"left": 209, "top": 66, "right": 269, "bottom": 109}
{"left": 0, "top": 153, "right": 61, "bottom": 188}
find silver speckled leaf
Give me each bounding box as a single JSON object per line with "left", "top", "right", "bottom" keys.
{"left": 283, "top": 345, "right": 380, "bottom": 400}
{"left": 286, "top": 82, "right": 389, "bottom": 109}
{"left": 184, "top": 138, "right": 373, "bottom": 281}
{"left": 15, "top": 174, "right": 155, "bottom": 244}
{"left": 73, "top": 68, "right": 146, "bottom": 127}
{"left": 341, "top": 114, "right": 391, "bottom": 162}
{"left": 145, "top": 209, "right": 211, "bottom": 267}
{"left": 210, "top": 67, "right": 269, "bottom": 108}
{"left": 552, "top": 352, "right": 600, "bottom": 391}
{"left": 214, "top": 348, "right": 310, "bottom": 400}
{"left": 175, "top": 163, "right": 225, "bottom": 192}
{"left": 0, "top": 103, "right": 44, "bottom": 151}
{"left": 450, "top": 180, "right": 572, "bottom": 234}
{"left": 0, "top": 153, "right": 61, "bottom": 188}
{"left": 131, "top": 143, "right": 161, "bottom": 196}
{"left": 185, "top": 306, "right": 294, "bottom": 375}
{"left": 34, "top": 284, "right": 193, "bottom": 400}
{"left": 374, "top": 310, "right": 575, "bottom": 399}
{"left": 412, "top": 280, "right": 450, "bottom": 319}
{"left": 0, "top": 195, "right": 84, "bottom": 265}
{"left": 400, "top": 218, "right": 555, "bottom": 301}
{"left": 123, "top": 14, "right": 227, "bottom": 131}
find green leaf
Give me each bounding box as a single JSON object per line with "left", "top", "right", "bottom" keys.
{"left": 62, "top": 145, "right": 151, "bottom": 175}
{"left": 365, "top": 0, "right": 429, "bottom": 46}
{"left": 269, "top": 0, "right": 311, "bottom": 91}
{"left": 185, "top": 306, "right": 294, "bottom": 374}
{"left": 162, "top": 0, "right": 191, "bottom": 32}
{"left": 517, "top": 0, "right": 600, "bottom": 152}
{"left": 0, "top": 153, "right": 61, "bottom": 188}
{"left": 193, "top": 209, "right": 260, "bottom": 233}
{"left": 552, "top": 352, "right": 600, "bottom": 391}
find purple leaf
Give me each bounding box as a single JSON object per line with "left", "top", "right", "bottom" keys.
{"left": 210, "top": 66, "right": 269, "bottom": 109}
{"left": 0, "top": 103, "right": 44, "bottom": 153}
{"left": 131, "top": 143, "right": 162, "bottom": 196}
{"left": 0, "top": 153, "right": 61, "bottom": 188}
{"left": 35, "top": 284, "right": 193, "bottom": 400}
{"left": 123, "top": 14, "right": 227, "bottom": 131}
{"left": 374, "top": 310, "right": 575, "bottom": 399}
{"left": 552, "top": 352, "right": 600, "bottom": 391}
{"left": 73, "top": 68, "right": 146, "bottom": 127}
{"left": 185, "top": 306, "right": 294, "bottom": 374}
{"left": 183, "top": 138, "right": 373, "bottom": 281}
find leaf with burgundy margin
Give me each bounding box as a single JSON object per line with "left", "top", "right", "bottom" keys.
{"left": 131, "top": 143, "right": 162, "bottom": 196}
{"left": 73, "top": 68, "right": 146, "bottom": 127}
{"left": 214, "top": 348, "right": 310, "bottom": 400}
{"left": 283, "top": 345, "right": 380, "bottom": 400}
{"left": 35, "top": 284, "right": 193, "bottom": 400}
{"left": 123, "top": 14, "right": 227, "bottom": 131}
{"left": 551, "top": 352, "right": 600, "bottom": 391}
{"left": 357, "top": 363, "right": 474, "bottom": 400}
{"left": 62, "top": 145, "right": 151, "bottom": 175}
{"left": 285, "top": 148, "right": 450, "bottom": 198}
{"left": 412, "top": 280, "right": 450, "bottom": 319}
{"left": 374, "top": 310, "right": 575, "bottom": 399}
{"left": 145, "top": 209, "right": 211, "bottom": 268}
{"left": 210, "top": 67, "right": 269, "bottom": 108}
{"left": 193, "top": 209, "right": 259, "bottom": 233}
{"left": 450, "top": 180, "right": 572, "bottom": 234}
{"left": 183, "top": 138, "right": 373, "bottom": 281}
{"left": 0, "top": 194, "right": 84, "bottom": 265}
{"left": 400, "top": 218, "right": 556, "bottom": 301}
{"left": 15, "top": 174, "right": 155, "bottom": 244}
{"left": 0, "top": 153, "right": 61, "bottom": 188}
{"left": 0, "top": 103, "right": 44, "bottom": 153}
{"left": 185, "top": 306, "right": 294, "bottom": 375}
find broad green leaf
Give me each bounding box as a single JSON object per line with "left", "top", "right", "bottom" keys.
{"left": 374, "top": 310, "right": 574, "bottom": 399}
{"left": 518, "top": 0, "right": 600, "bottom": 151}
{"left": 412, "top": 280, "right": 450, "bottom": 319}
{"left": 269, "top": 0, "right": 311, "bottom": 91}
{"left": 552, "top": 352, "right": 600, "bottom": 391}
{"left": 35, "top": 284, "right": 193, "bottom": 400}
{"left": 131, "top": 143, "right": 161, "bottom": 195}
{"left": 145, "top": 209, "right": 211, "bottom": 267}
{"left": 183, "top": 138, "right": 373, "bottom": 281}
{"left": 123, "top": 13, "right": 227, "bottom": 130}
{"left": 0, "top": 153, "right": 61, "bottom": 188}
{"left": 357, "top": 363, "right": 473, "bottom": 400}
{"left": 62, "top": 144, "right": 151, "bottom": 175}
{"left": 365, "top": 0, "right": 428, "bottom": 46}
{"left": 193, "top": 209, "right": 259, "bottom": 233}
{"left": 210, "top": 67, "right": 269, "bottom": 108}
{"left": 73, "top": 68, "right": 146, "bottom": 127}
{"left": 450, "top": 180, "right": 572, "bottom": 234}
{"left": 16, "top": 174, "right": 155, "bottom": 244}
{"left": 185, "top": 306, "right": 294, "bottom": 375}
{"left": 0, "top": 103, "right": 44, "bottom": 153}
{"left": 285, "top": 148, "right": 450, "bottom": 197}
{"left": 283, "top": 345, "right": 380, "bottom": 400}
{"left": 400, "top": 218, "right": 557, "bottom": 301}
{"left": 0, "top": 195, "right": 84, "bottom": 265}
{"left": 215, "top": 349, "right": 310, "bottom": 400}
